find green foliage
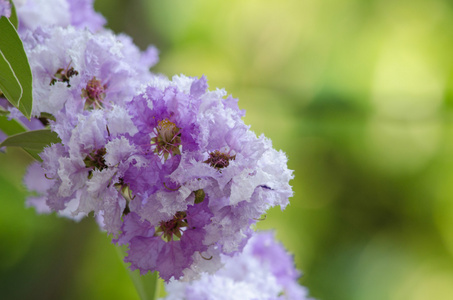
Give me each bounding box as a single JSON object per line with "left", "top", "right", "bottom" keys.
{"left": 0, "top": 129, "right": 61, "bottom": 161}
{"left": 0, "top": 39, "right": 22, "bottom": 109}
{"left": 0, "top": 115, "right": 26, "bottom": 136}
{"left": 8, "top": 0, "right": 18, "bottom": 29}
{"left": 0, "top": 16, "right": 33, "bottom": 119}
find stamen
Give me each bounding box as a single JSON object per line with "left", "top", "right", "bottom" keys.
{"left": 199, "top": 253, "right": 213, "bottom": 260}
{"left": 163, "top": 182, "right": 181, "bottom": 191}
{"left": 155, "top": 211, "right": 188, "bottom": 242}
{"left": 50, "top": 61, "right": 78, "bottom": 87}
{"left": 204, "top": 150, "right": 236, "bottom": 170}
{"left": 150, "top": 119, "right": 181, "bottom": 161}
{"left": 83, "top": 147, "right": 107, "bottom": 178}
{"left": 82, "top": 77, "right": 107, "bottom": 110}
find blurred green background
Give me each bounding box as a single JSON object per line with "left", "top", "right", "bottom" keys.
{"left": 2, "top": 0, "right": 453, "bottom": 299}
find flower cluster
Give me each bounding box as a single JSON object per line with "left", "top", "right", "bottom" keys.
{"left": 161, "top": 232, "right": 312, "bottom": 300}
{"left": 27, "top": 72, "right": 293, "bottom": 281}
{"left": 7, "top": 0, "right": 302, "bottom": 291}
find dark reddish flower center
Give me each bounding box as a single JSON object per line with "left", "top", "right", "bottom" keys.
{"left": 150, "top": 119, "right": 181, "bottom": 160}
{"left": 156, "top": 211, "right": 188, "bottom": 242}
{"left": 82, "top": 77, "right": 106, "bottom": 109}
{"left": 204, "top": 150, "right": 236, "bottom": 170}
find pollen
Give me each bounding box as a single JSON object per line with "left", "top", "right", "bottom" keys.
{"left": 204, "top": 150, "right": 236, "bottom": 170}
{"left": 150, "top": 118, "right": 182, "bottom": 161}
{"left": 82, "top": 77, "right": 106, "bottom": 110}
{"left": 155, "top": 211, "right": 188, "bottom": 242}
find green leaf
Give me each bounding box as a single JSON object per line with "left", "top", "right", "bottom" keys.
{"left": 0, "top": 47, "right": 22, "bottom": 107}
{"left": 0, "top": 16, "right": 33, "bottom": 119}
{"left": 22, "top": 147, "right": 43, "bottom": 161}
{"left": 0, "top": 129, "right": 61, "bottom": 161}
{"left": 0, "top": 115, "right": 27, "bottom": 136}
{"left": 8, "top": 0, "right": 18, "bottom": 29}
{"left": 0, "top": 107, "right": 9, "bottom": 116}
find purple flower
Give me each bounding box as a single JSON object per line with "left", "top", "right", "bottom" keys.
{"left": 16, "top": 0, "right": 71, "bottom": 33}
{"left": 251, "top": 232, "right": 309, "bottom": 300}
{"left": 24, "top": 162, "right": 53, "bottom": 214}
{"left": 0, "top": 0, "right": 11, "bottom": 18}
{"left": 24, "top": 68, "right": 293, "bottom": 281}
{"left": 109, "top": 75, "right": 293, "bottom": 280}
{"left": 23, "top": 26, "right": 154, "bottom": 120}
{"left": 15, "top": 0, "right": 104, "bottom": 33}
{"left": 24, "top": 162, "right": 85, "bottom": 220}
{"left": 161, "top": 232, "right": 313, "bottom": 300}
{"left": 26, "top": 107, "right": 143, "bottom": 234}
{"left": 118, "top": 200, "right": 212, "bottom": 281}
{"left": 117, "top": 33, "right": 159, "bottom": 73}
{"left": 13, "top": 0, "right": 298, "bottom": 285}
{"left": 67, "top": 0, "right": 106, "bottom": 32}
{"left": 168, "top": 77, "right": 294, "bottom": 255}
